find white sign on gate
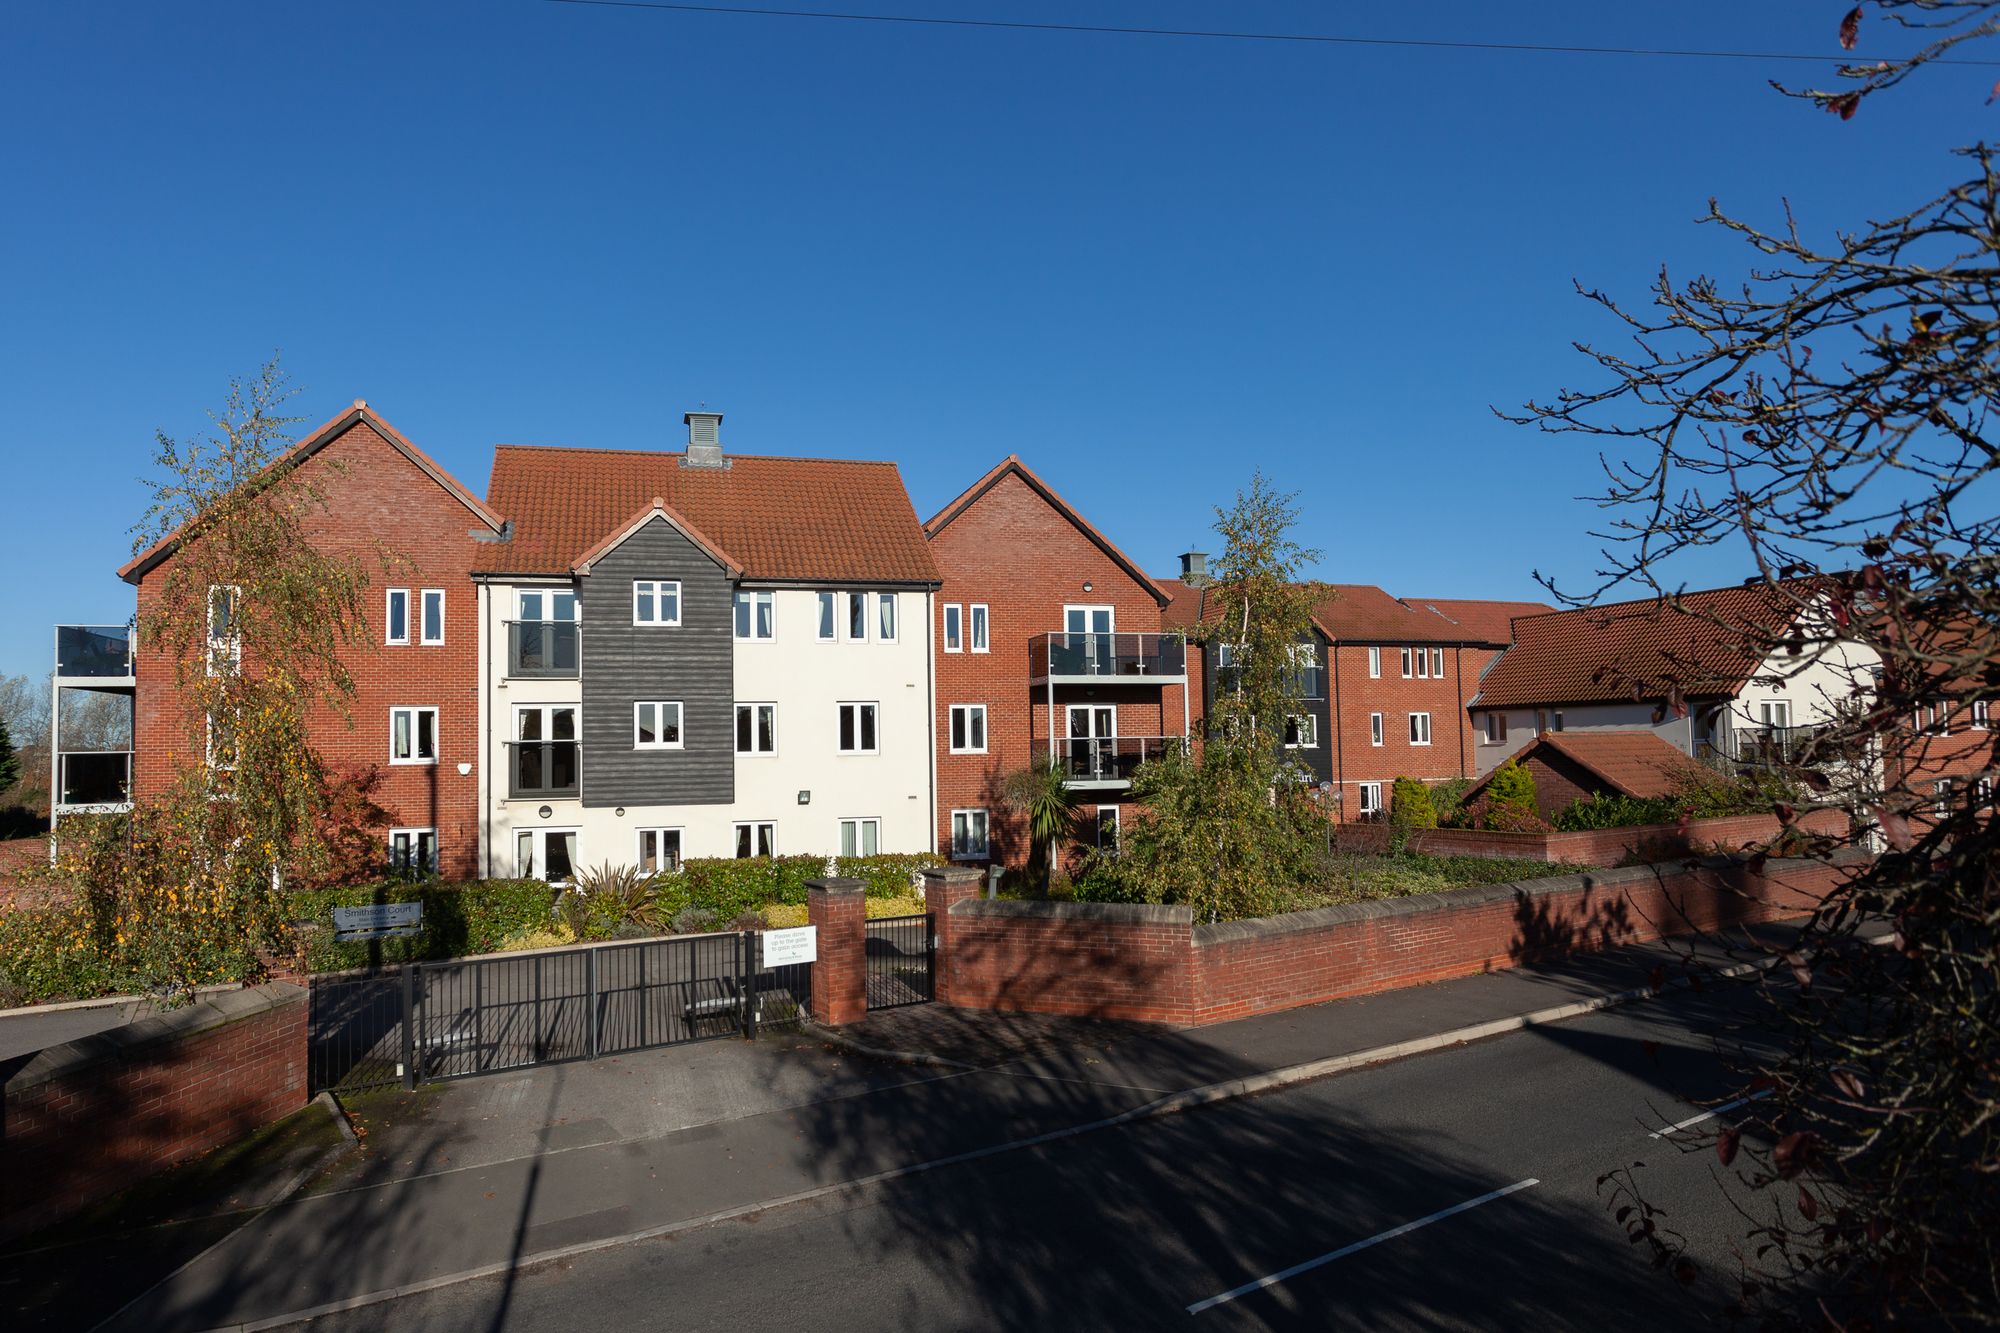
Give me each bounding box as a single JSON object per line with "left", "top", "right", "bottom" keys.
{"left": 762, "top": 925, "right": 817, "bottom": 966}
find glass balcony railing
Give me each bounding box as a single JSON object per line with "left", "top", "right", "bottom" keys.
{"left": 508, "top": 621, "right": 581, "bottom": 679}
{"left": 507, "top": 741, "right": 579, "bottom": 798}
{"left": 58, "top": 751, "right": 132, "bottom": 807}
{"left": 56, "top": 625, "right": 134, "bottom": 679}
{"left": 1215, "top": 663, "right": 1326, "bottom": 700}
{"left": 1054, "top": 736, "right": 1184, "bottom": 786}
{"left": 1031, "top": 632, "right": 1186, "bottom": 681}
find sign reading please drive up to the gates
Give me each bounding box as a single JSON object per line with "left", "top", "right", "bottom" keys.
{"left": 762, "top": 926, "right": 817, "bottom": 966}
{"left": 332, "top": 901, "right": 423, "bottom": 942}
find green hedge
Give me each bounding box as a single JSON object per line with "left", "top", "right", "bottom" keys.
{"left": 287, "top": 879, "right": 558, "bottom": 972}
{"left": 833, "top": 852, "right": 945, "bottom": 898}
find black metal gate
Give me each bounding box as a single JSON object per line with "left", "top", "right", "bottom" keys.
{"left": 864, "top": 913, "right": 933, "bottom": 1010}
{"left": 305, "top": 931, "right": 812, "bottom": 1094}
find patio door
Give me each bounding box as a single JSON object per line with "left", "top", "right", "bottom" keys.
{"left": 1064, "top": 605, "right": 1115, "bottom": 674}
{"left": 1067, "top": 705, "right": 1116, "bottom": 779}
{"left": 516, "top": 588, "right": 580, "bottom": 673}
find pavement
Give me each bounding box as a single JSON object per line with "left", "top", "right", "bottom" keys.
{"left": 0, "top": 919, "right": 1818, "bottom": 1332}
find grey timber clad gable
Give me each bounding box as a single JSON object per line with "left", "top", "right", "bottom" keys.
{"left": 578, "top": 516, "right": 735, "bottom": 807}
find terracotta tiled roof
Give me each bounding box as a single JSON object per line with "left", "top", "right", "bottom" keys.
{"left": 119, "top": 402, "right": 503, "bottom": 585}
{"left": 476, "top": 446, "right": 941, "bottom": 584}
{"left": 1309, "top": 585, "right": 1534, "bottom": 644}
{"left": 1460, "top": 729, "right": 1712, "bottom": 805}
{"left": 926, "top": 456, "right": 1170, "bottom": 608}
{"left": 1405, "top": 597, "right": 1554, "bottom": 645}
{"left": 1471, "top": 584, "right": 1814, "bottom": 710}
{"left": 1158, "top": 577, "right": 1206, "bottom": 632}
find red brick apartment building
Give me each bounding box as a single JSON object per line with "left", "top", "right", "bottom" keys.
{"left": 1893, "top": 690, "right": 1995, "bottom": 827}
{"left": 114, "top": 404, "right": 500, "bottom": 879}
{"left": 924, "top": 457, "right": 1199, "bottom": 870}
{"left": 1164, "top": 577, "right": 1547, "bottom": 821}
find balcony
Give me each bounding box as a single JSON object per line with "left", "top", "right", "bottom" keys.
{"left": 1214, "top": 664, "right": 1326, "bottom": 700}
{"left": 508, "top": 621, "right": 581, "bottom": 679}
{"left": 1030, "top": 632, "right": 1186, "bottom": 684}
{"left": 57, "top": 751, "right": 132, "bottom": 810}
{"left": 56, "top": 625, "right": 134, "bottom": 681}
{"left": 1698, "top": 724, "right": 1844, "bottom": 771}
{"left": 507, "top": 741, "right": 579, "bottom": 799}
{"left": 1053, "top": 735, "right": 1184, "bottom": 788}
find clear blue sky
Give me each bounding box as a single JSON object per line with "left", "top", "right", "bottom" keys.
{"left": 1, "top": 1, "right": 1985, "bottom": 680}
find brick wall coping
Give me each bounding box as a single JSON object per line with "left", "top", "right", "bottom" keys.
{"left": 951, "top": 898, "right": 1193, "bottom": 926}
{"left": 5, "top": 983, "right": 305, "bottom": 1094}
{"left": 919, "top": 866, "right": 985, "bottom": 883}
{"left": 806, "top": 877, "right": 867, "bottom": 897}
{"left": 1190, "top": 853, "right": 1860, "bottom": 949}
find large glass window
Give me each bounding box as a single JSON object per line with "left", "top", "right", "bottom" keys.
{"left": 734, "top": 821, "right": 776, "bottom": 858}
{"left": 634, "top": 580, "right": 681, "bottom": 626}
{"left": 389, "top": 828, "right": 438, "bottom": 877}
{"left": 634, "top": 701, "right": 683, "bottom": 749}
{"left": 838, "top": 702, "right": 879, "bottom": 754}
{"left": 391, "top": 706, "right": 438, "bottom": 764}
{"left": 735, "top": 703, "right": 777, "bottom": 755}
{"left": 515, "top": 828, "right": 579, "bottom": 884}
{"left": 839, "top": 818, "right": 881, "bottom": 857}
{"left": 735, "top": 590, "right": 774, "bottom": 640}
{"left": 636, "top": 827, "right": 682, "bottom": 874}
{"left": 950, "top": 809, "right": 989, "bottom": 859}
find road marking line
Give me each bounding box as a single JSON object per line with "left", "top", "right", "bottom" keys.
{"left": 1185, "top": 1179, "right": 1541, "bottom": 1315}
{"left": 1648, "top": 1088, "right": 1772, "bottom": 1138}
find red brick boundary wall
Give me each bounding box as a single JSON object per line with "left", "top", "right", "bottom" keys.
{"left": 918, "top": 865, "right": 984, "bottom": 1004}
{"left": 807, "top": 878, "right": 868, "bottom": 1026}
{"left": 0, "top": 983, "right": 307, "bottom": 1242}
{"left": 938, "top": 856, "right": 1856, "bottom": 1028}
{"left": 1332, "top": 809, "right": 1849, "bottom": 867}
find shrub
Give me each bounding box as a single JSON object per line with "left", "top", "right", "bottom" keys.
{"left": 286, "top": 879, "right": 559, "bottom": 972}
{"left": 670, "top": 906, "right": 718, "bottom": 935}
{"left": 834, "top": 852, "right": 945, "bottom": 898}
{"left": 1388, "top": 778, "right": 1438, "bottom": 829}
{"left": 1429, "top": 777, "right": 1472, "bottom": 827}
{"left": 762, "top": 903, "right": 809, "bottom": 929}
{"left": 1480, "top": 761, "right": 1545, "bottom": 832}
{"left": 496, "top": 923, "right": 574, "bottom": 953}
{"left": 1554, "top": 793, "right": 1680, "bottom": 831}
{"left": 729, "top": 909, "right": 769, "bottom": 932}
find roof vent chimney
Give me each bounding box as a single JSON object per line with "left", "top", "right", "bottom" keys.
{"left": 682, "top": 411, "right": 729, "bottom": 469}
{"left": 1179, "top": 550, "right": 1210, "bottom": 586}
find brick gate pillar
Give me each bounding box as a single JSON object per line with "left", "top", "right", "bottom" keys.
{"left": 806, "top": 877, "right": 868, "bottom": 1025}
{"left": 918, "top": 865, "right": 983, "bottom": 1005}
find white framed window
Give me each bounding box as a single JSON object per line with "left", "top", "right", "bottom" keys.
{"left": 877, "top": 593, "right": 897, "bottom": 643}
{"left": 1400, "top": 647, "right": 1414, "bottom": 678}
{"left": 634, "top": 579, "right": 682, "bottom": 627}
{"left": 1978, "top": 776, "right": 1995, "bottom": 805}
{"left": 1430, "top": 648, "right": 1444, "bottom": 677}
{"left": 950, "top": 808, "right": 989, "bottom": 860}
{"left": 391, "top": 706, "right": 438, "bottom": 764}
{"left": 735, "top": 589, "right": 774, "bottom": 640}
{"left": 816, "top": 591, "right": 837, "bottom": 641}
{"left": 1409, "top": 712, "right": 1433, "bottom": 746}
{"left": 1759, "top": 700, "right": 1793, "bottom": 730}
{"left": 1370, "top": 712, "right": 1385, "bottom": 747}
{"left": 844, "top": 591, "right": 869, "bottom": 642}
{"left": 735, "top": 703, "right": 777, "bottom": 755}
{"left": 634, "top": 701, "right": 684, "bottom": 750}
{"left": 420, "top": 589, "right": 446, "bottom": 645}
{"left": 385, "top": 588, "right": 410, "bottom": 646}
{"left": 389, "top": 828, "right": 438, "bottom": 876}
{"left": 1367, "top": 646, "right": 1381, "bottom": 679}
{"left": 1483, "top": 713, "right": 1508, "bottom": 745}
{"left": 515, "top": 827, "right": 579, "bottom": 885}
{"left": 969, "top": 604, "right": 990, "bottom": 653}
{"left": 1935, "top": 779, "right": 1954, "bottom": 816}
{"left": 1283, "top": 714, "right": 1317, "bottom": 748}
{"left": 206, "top": 709, "right": 239, "bottom": 772}
{"left": 838, "top": 817, "right": 881, "bottom": 857}
{"left": 734, "top": 821, "right": 776, "bottom": 858}
{"left": 1357, "top": 781, "right": 1383, "bottom": 815}
{"left": 943, "top": 604, "right": 963, "bottom": 652}
{"left": 1551, "top": 709, "right": 1566, "bottom": 732}
{"left": 207, "top": 585, "right": 242, "bottom": 675}
{"left": 950, "top": 704, "right": 988, "bottom": 754}
{"left": 1092, "top": 804, "right": 1120, "bottom": 852}
{"left": 1973, "top": 700, "right": 1991, "bottom": 729}
{"left": 636, "top": 827, "right": 682, "bottom": 875}
{"left": 838, "top": 701, "right": 880, "bottom": 754}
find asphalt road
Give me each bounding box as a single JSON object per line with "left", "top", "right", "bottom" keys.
{"left": 294, "top": 978, "right": 1785, "bottom": 1332}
